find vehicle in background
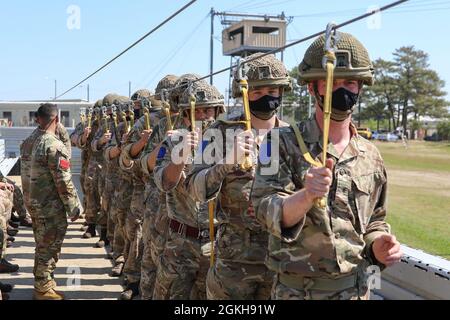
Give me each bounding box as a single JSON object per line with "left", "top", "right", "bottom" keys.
{"left": 357, "top": 127, "right": 372, "bottom": 140}
{"left": 377, "top": 131, "right": 399, "bottom": 142}
{"left": 424, "top": 133, "right": 442, "bottom": 142}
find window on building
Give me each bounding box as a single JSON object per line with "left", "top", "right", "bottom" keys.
{"left": 3, "top": 112, "right": 12, "bottom": 122}
{"left": 29, "top": 111, "right": 36, "bottom": 126}
{"left": 61, "top": 111, "right": 70, "bottom": 127}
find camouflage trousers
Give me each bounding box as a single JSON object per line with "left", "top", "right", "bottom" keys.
{"left": 80, "top": 150, "right": 89, "bottom": 214}
{"left": 206, "top": 225, "right": 274, "bottom": 300}
{"left": 84, "top": 161, "right": 106, "bottom": 226}
{"left": 153, "top": 229, "right": 211, "bottom": 300}
{"left": 140, "top": 192, "right": 169, "bottom": 300}
{"left": 103, "top": 173, "right": 120, "bottom": 242}
{"left": 8, "top": 179, "right": 27, "bottom": 220}
{"left": 112, "top": 177, "right": 132, "bottom": 260}
{"left": 0, "top": 189, "right": 13, "bottom": 259}
{"left": 123, "top": 185, "right": 145, "bottom": 285}
{"left": 32, "top": 213, "right": 68, "bottom": 293}
{"left": 206, "top": 259, "right": 273, "bottom": 300}
{"left": 271, "top": 273, "right": 370, "bottom": 300}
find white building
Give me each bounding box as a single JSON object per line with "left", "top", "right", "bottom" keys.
{"left": 0, "top": 99, "right": 93, "bottom": 128}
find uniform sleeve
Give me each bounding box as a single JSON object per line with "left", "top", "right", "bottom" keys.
{"left": 47, "top": 143, "right": 81, "bottom": 218}
{"left": 153, "top": 137, "right": 179, "bottom": 192}
{"left": 363, "top": 167, "right": 391, "bottom": 269}
{"left": 251, "top": 131, "right": 306, "bottom": 243}
{"left": 91, "top": 127, "right": 105, "bottom": 152}
{"left": 139, "top": 125, "right": 162, "bottom": 177}
{"left": 57, "top": 124, "right": 72, "bottom": 159}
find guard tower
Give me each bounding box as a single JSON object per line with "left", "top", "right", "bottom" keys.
{"left": 222, "top": 19, "right": 287, "bottom": 57}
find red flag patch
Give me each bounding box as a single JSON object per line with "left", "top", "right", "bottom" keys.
{"left": 59, "top": 158, "right": 71, "bottom": 170}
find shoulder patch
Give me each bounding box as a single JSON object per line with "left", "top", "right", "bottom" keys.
{"left": 157, "top": 147, "right": 167, "bottom": 160}
{"left": 59, "top": 158, "right": 71, "bottom": 170}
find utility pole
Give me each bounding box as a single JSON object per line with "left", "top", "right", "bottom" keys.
{"left": 210, "top": 8, "right": 215, "bottom": 85}
{"left": 54, "top": 80, "right": 57, "bottom": 100}
{"left": 87, "top": 84, "right": 90, "bottom": 102}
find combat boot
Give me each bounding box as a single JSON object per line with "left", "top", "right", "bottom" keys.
{"left": 95, "top": 227, "right": 109, "bottom": 248}
{"left": 80, "top": 221, "right": 88, "bottom": 231}
{"left": 111, "top": 256, "right": 125, "bottom": 277}
{"left": 33, "top": 289, "right": 65, "bottom": 300}
{"left": 7, "top": 225, "right": 18, "bottom": 237}
{"left": 0, "top": 259, "right": 19, "bottom": 273}
{"left": 119, "top": 282, "right": 139, "bottom": 300}
{"left": 10, "top": 213, "right": 20, "bottom": 223}
{"left": 0, "top": 282, "right": 13, "bottom": 292}
{"left": 20, "top": 216, "right": 33, "bottom": 228}
{"left": 8, "top": 221, "right": 19, "bottom": 229}
{"left": 82, "top": 224, "right": 97, "bottom": 239}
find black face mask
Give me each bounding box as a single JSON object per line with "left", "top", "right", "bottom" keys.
{"left": 321, "top": 87, "right": 359, "bottom": 112}
{"left": 133, "top": 109, "right": 141, "bottom": 120}
{"left": 249, "top": 95, "right": 281, "bottom": 120}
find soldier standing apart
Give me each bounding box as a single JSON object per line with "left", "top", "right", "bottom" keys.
{"left": 30, "top": 103, "right": 81, "bottom": 300}
{"left": 186, "top": 53, "right": 291, "bottom": 300}
{"left": 152, "top": 77, "right": 223, "bottom": 300}
{"left": 251, "top": 32, "right": 403, "bottom": 300}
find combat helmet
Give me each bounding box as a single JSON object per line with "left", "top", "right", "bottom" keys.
{"left": 131, "top": 89, "right": 152, "bottom": 101}
{"left": 298, "top": 31, "right": 374, "bottom": 86}
{"left": 232, "top": 53, "right": 292, "bottom": 98}
{"left": 102, "top": 93, "right": 120, "bottom": 107}
{"left": 169, "top": 74, "right": 201, "bottom": 112}
{"left": 178, "top": 79, "right": 224, "bottom": 110}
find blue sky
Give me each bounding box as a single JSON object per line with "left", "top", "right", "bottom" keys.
{"left": 1, "top": 0, "right": 449, "bottom": 102}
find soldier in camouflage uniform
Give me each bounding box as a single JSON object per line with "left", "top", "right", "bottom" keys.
{"left": 119, "top": 88, "right": 164, "bottom": 300}
{"left": 70, "top": 115, "right": 90, "bottom": 223}
{"left": 139, "top": 74, "right": 179, "bottom": 300}
{"left": 29, "top": 104, "right": 81, "bottom": 300}
{"left": 0, "top": 180, "right": 18, "bottom": 275}
{"left": 91, "top": 94, "right": 122, "bottom": 248}
{"left": 185, "top": 53, "right": 291, "bottom": 300}
{"left": 23, "top": 118, "right": 72, "bottom": 219}
{"left": 82, "top": 98, "right": 115, "bottom": 239}
{"left": 251, "top": 32, "right": 403, "bottom": 300}
{"left": 152, "top": 75, "right": 224, "bottom": 300}
{"left": 103, "top": 97, "right": 134, "bottom": 274}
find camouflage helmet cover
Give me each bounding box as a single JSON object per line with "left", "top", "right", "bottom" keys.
{"left": 131, "top": 89, "right": 152, "bottom": 101}
{"left": 298, "top": 31, "right": 374, "bottom": 86}
{"left": 179, "top": 79, "right": 224, "bottom": 109}
{"left": 169, "top": 73, "right": 201, "bottom": 112}
{"left": 154, "top": 75, "right": 179, "bottom": 100}
{"left": 102, "top": 93, "right": 120, "bottom": 107}
{"left": 232, "top": 53, "right": 292, "bottom": 98}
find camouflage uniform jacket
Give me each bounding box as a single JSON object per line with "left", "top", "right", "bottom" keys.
{"left": 185, "top": 116, "right": 288, "bottom": 263}
{"left": 120, "top": 113, "right": 162, "bottom": 186}
{"left": 21, "top": 124, "right": 71, "bottom": 212}
{"left": 251, "top": 115, "right": 390, "bottom": 279}
{"left": 153, "top": 119, "right": 210, "bottom": 230}
{"left": 30, "top": 131, "right": 81, "bottom": 219}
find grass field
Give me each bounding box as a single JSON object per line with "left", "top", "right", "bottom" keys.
{"left": 374, "top": 140, "right": 450, "bottom": 259}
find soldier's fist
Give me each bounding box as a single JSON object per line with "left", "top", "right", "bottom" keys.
{"left": 235, "top": 130, "right": 255, "bottom": 165}
{"left": 181, "top": 129, "right": 200, "bottom": 162}
{"left": 83, "top": 127, "right": 92, "bottom": 138}
{"left": 372, "top": 234, "right": 403, "bottom": 267}
{"left": 304, "top": 158, "right": 334, "bottom": 202}
{"left": 100, "top": 132, "right": 112, "bottom": 145}
{"left": 140, "top": 129, "right": 153, "bottom": 142}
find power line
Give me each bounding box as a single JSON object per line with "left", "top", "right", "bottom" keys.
{"left": 55, "top": 0, "right": 198, "bottom": 100}
{"left": 166, "top": 0, "right": 410, "bottom": 94}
